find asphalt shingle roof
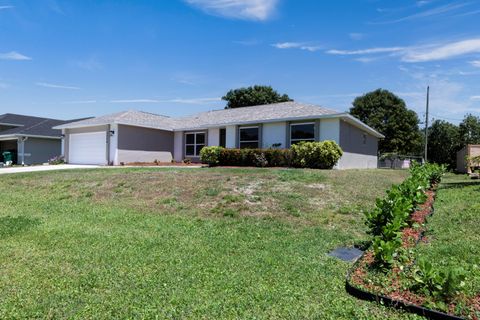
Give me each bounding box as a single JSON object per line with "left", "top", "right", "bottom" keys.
{"left": 0, "top": 113, "right": 86, "bottom": 138}
{"left": 56, "top": 102, "right": 341, "bottom": 131}
{"left": 54, "top": 110, "right": 178, "bottom": 131}
{"left": 175, "top": 101, "right": 340, "bottom": 129}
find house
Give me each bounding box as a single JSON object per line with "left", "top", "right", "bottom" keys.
{"left": 54, "top": 102, "right": 384, "bottom": 169}
{"left": 0, "top": 113, "right": 82, "bottom": 165}
{"left": 456, "top": 144, "right": 480, "bottom": 173}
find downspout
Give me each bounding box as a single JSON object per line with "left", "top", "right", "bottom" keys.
{"left": 18, "top": 136, "right": 28, "bottom": 166}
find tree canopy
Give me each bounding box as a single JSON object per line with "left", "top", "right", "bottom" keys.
{"left": 427, "top": 120, "right": 460, "bottom": 168}
{"left": 222, "top": 85, "right": 292, "bottom": 109}
{"left": 458, "top": 114, "right": 480, "bottom": 146}
{"left": 350, "top": 89, "right": 423, "bottom": 155}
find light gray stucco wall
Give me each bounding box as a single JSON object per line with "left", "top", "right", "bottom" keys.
{"left": 337, "top": 120, "right": 379, "bottom": 169}
{"left": 339, "top": 120, "right": 378, "bottom": 156}
{"left": 23, "top": 138, "right": 62, "bottom": 165}
{"left": 117, "top": 124, "right": 174, "bottom": 163}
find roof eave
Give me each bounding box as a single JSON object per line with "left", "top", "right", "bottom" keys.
{"left": 173, "top": 113, "right": 345, "bottom": 131}
{"left": 339, "top": 113, "right": 385, "bottom": 138}
{"left": 0, "top": 134, "right": 61, "bottom": 140}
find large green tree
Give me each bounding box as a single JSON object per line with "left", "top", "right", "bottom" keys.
{"left": 427, "top": 120, "right": 460, "bottom": 168}
{"left": 350, "top": 89, "right": 422, "bottom": 155}
{"left": 222, "top": 85, "right": 292, "bottom": 109}
{"left": 458, "top": 114, "right": 480, "bottom": 146}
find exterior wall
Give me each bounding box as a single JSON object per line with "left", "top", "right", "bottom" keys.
{"left": 336, "top": 152, "right": 378, "bottom": 169}
{"left": 337, "top": 120, "right": 379, "bottom": 169}
{"left": 64, "top": 125, "right": 109, "bottom": 164}
{"left": 225, "top": 125, "right": 237, "bottom": 148}
{"left": 109, "top": 124, "right": 118, "bottom": 165}
{"left": 117, "top": 124, "right": 174, "bottom": 164}
{"left": 23, "top": 138, "right": 62, "bottom": 165}
{"left": 457, "top": 145, "right": 480, "bottom": 173}
{"left": 174, "top": 131, "right": 184, "bottom": 162}
{"left": 339, "top": 120, "right": 378, "bottom": 156}
{"left": 262, "top": 122, "right": 287, "bottom": 148}
{"left": 208, "top": 128, "right": 220, "bottom": 146}
{"left": 319, "top": 118, "right": 340, "bottom": 143}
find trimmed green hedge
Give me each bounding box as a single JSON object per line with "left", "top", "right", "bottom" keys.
{"left": 199, "top": 141, "right": 343, "bottom": 169}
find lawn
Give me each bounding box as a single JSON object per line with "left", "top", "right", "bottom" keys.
{"left": 0, "top": 167, "right": 426, "bottom": 319}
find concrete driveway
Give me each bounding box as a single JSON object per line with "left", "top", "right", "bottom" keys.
{"left": 0, "top": 164, "right": 100, "bottom": 175}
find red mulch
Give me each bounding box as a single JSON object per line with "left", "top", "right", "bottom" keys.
{"left": 349, "top": 186, "right": 477, "bottom": 317}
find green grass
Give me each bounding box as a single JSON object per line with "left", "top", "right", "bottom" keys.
{"left": 414, "top": 174, "right": 480, "bottom": 313}
{"left": 0, "top": 167, "right": 422, "bottom": 319}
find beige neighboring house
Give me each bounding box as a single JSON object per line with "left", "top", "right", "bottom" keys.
{"left": 54, "top": 102, "right": 385, "bottom": 169}
{"left": 457, "top": 144, "right": 480, "bottom": 173}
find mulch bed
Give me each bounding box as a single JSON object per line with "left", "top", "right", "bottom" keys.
{"left": 348, "top": 187, "right": 480, "bottom": 319}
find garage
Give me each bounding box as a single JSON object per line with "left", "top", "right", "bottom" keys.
{"left": 68, "top": 131, "right": 107, "bottom": 165}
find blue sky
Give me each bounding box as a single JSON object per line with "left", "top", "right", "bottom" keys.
{"left": 1, "top": 0, "right": 479, "bottom": 123}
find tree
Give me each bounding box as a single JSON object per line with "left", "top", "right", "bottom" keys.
{"left": 427, "top": 120, "right": 460, "bottom": 168}
{"left": 350, "top": 89, "right": 422, "bottom": 155}
{"left": 458, "top": 114, "right": 480, "bottom": 146}
{"left": 222, "top": 85, "right": 292, "bottom": 109}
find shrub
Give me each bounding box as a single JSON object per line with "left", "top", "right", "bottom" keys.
{"left": 200, "top": 146, "right": 223, "bottom": 166}
{"left": 290, "top": 141, "right": 343, "bottom": 169}
{"left": 48, "top": 155, "right": 65, "bottom": 165}
{"left": 253, "top": 152, "right": 268, "bottom": 167}
{"left": 218, "top": 148, "right": 290, "bottom": 167}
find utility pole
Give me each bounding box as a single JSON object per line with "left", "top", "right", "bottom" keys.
{"left": 424, "top": 86, "right": 430, "bottom": 163}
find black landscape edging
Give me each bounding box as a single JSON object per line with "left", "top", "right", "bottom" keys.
{"left": 346, "top": 187, "right": 465, "bottom": 320}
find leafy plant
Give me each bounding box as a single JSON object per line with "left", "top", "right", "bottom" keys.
{"left": 253, "top": 152, "right": 268, "bottom": 167}
{"left": 290, "top": 140, "right": 343, "bottom": 169}
{"left": 200, "top": 146, "right": 223, "bottom": 166}
{"left": 411, "top": 258, "right": 466, "bottom": 300}
{"left": 48, "top": 155, "right": 65, "bottom": 165}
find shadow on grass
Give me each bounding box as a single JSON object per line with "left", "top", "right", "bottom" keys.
{"left": 0, "top": 216, "right": 41, "bottom": 238}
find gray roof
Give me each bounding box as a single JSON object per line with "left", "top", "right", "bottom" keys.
{"left": 176, "top": 101, "right": 340, "bottom": 129}
{"left": 54, "top": 110, "right": 178, "bottom": 131}
{"left": 54, "top": 102, "right": 384, "bottom": 138}
{"left": 0, "top": 113, "right": 85, "bottom": 138}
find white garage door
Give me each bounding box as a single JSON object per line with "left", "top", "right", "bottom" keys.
{"left": 69, "top": 131, "right": 107, "bottom": 165}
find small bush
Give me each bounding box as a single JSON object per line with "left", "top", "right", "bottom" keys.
{"left": 48, "top": 155, "right": 65, "bottom": 165}
{"left": 200, "top": 146, "right": 223, "bottom": 166}
{"left": 290, "top": 141, "right": 343, "bottom": 169}
{"left": 412, "top": 258, "right": 466, "bottom": 300}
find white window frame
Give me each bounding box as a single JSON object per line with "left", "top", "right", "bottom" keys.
{"left": 239, "top": 126, "right": 260, "bottom": 149}
{"left": 185, "top": 132, "right": 206, "bottom": 157}
{"left": 290, "top": 122, "right": 316, "bottom": 144}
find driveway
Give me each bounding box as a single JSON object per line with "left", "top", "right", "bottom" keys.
{"left": 0, "top": 164, "right": 100, "bottom": 175}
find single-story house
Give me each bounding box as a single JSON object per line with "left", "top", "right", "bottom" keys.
{"left": 0, "top": 113, "right": 85, "bottom": 165}
{"left": 54, "top": 102, "right": 384, "bottom": 169}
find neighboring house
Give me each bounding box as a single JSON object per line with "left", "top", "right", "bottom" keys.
{"left": 0, "top": 113, "right": 82, "bottom": 165}
{"left": 54, "top": 102, "right": 384, "bottom": 169}
{"left": 457, "top": 144, "right": 480, "bottom": 173}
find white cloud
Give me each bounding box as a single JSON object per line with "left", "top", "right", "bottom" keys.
{"left": 74, "top": 57, "right": 102, "bottom": 71}
{"left": 326, "top": 47, "right": 404, "bottom": 55}
{"left": 373, "top": 2, "right": 469, "bottom": 24}
{"left": 36, "top": 82, "right": 80, "bottom": 90}
{"left": 184, "top": 0, "right": 278, "bottom": 21}
{"left": 64, "top": 100, "right": 97, "bottom": 104}
{"left": 327, "top": 38, "right": 480, "bottom": 63}
{"left": 0, "top": 82, "right": 9, "bottom": 89}
{"left": 0, "top": 51, "right": 32, "bottom": 61}
{"left": 469, "top": 60, "right": 480, "bottom": 67}
{"left": 110, "top": 97, "right": 221, "bottom": 104}
{"left": 402, "top": 38, "right": 480, "bottom": 62}
{"left": 471, "top": 96, "right": 480, "bottom": 101}
{"left": 272, "top": 42, "right": 322, "bottom": 52}
{"left": 0, "top": 5, "right": 14, "bottom": 10}
{"left": 349, "top": 33, "right": 365, "bottom": 41}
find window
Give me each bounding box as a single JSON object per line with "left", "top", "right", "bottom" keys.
{"left": 185, "top": 132, "right": 206, "bottom": 157}
{"left": 219, "top": 128, "right": 226, "bottom": 148}
{"left": 362, "top": 133, "right": 367, "bottom": 145}
{"left": 239, "top": 126, "right": 259, "bottom": 149}
{"left": 290, "top": 123, "right": 315, "bottom": 145}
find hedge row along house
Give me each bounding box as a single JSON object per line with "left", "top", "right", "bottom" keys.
{"left": 54, "top": 102, "right": 384, "bottom": 169}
